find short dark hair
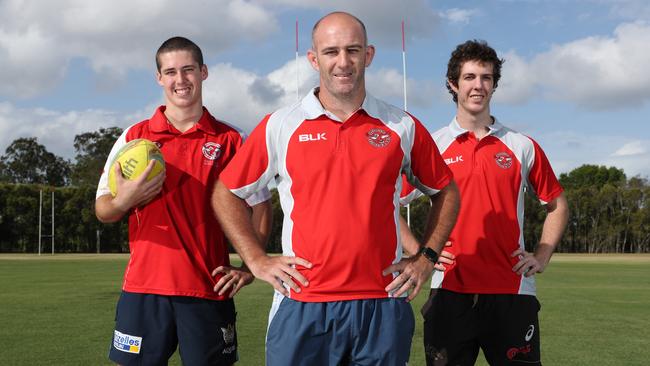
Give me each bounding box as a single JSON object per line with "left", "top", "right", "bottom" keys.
{"left": 311, "top": 12, "right": 368, "bottom": 49}
{"left": 155, "top": 36, "right": 204, "bottom": 72}
{"left": 446, "top": 40, "right": 504, "bottom": 103}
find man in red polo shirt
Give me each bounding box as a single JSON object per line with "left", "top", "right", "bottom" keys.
{"left": 211, "top": 12, "right": 460, "bottom": 365}
{"left": 401, "top": 40, "right": 569, "bottom": 365}
{"left": 95, "top": 36, "right": 271, "bottom": 366}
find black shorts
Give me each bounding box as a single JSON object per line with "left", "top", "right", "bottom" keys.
{"left": 108, "top": 291, "right": 238, "bottom": 366}
{"left": 422, "top": 289, "right": 541, "bottom": 366}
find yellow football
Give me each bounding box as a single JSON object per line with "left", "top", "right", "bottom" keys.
{"left": 108, "top": 139, "right": 165, "bottom": 196}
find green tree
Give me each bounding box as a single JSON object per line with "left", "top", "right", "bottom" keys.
{"left": 0, "top": 137, "right": 71, "bottom": 186}
{"left": 71, "top": 127, "right": 123, "bottom": 186}
{"left": 0, "top": 184, "right": 40, "bottom": 252}
{"left": 559, "top": 164, "right": 626, "bottom": 190}
{"left": 400, "top": 196, "right": 431, "bottom": 245}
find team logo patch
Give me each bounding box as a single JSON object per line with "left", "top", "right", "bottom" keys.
{"left": 366, "top": 128, "right": 391, "bottom": 148}
{"left": 202, "top": 142, "right": 221, "bottom": 160}
{"left": 494, "top": 152, "right": 513, "bottom": 169}
{"left": 221, "top": 323, "right": 236, "bottom": 354}
{"left": 113, "top": 330, "right": 142, "bottom": 354}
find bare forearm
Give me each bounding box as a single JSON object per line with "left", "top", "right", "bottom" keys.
{"left": 399, "top": 216, "right": 421, "bottom": 256}
{"left": 95, "top": 195, "right": 129, "bottom": 223}
{"left": 422, "top": 181, "right": 460, "bottom": 254}
{"left": 212, "top": 181, "right": 267, "bottom": 266}
{"left": 535, "top": 193, "right": 569, "bottom": 266}
{"left": 213, "top": 181, "right": 312, "bottom": 295}
{"left": 251, "top": 200, "right": 272, "bottom": 248}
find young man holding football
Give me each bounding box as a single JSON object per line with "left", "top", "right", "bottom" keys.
{"left": 401, "top": 40, "right": 569, "bottom": 365}
{"left": 95, "top": 36, "right": 271, "bottom": 366}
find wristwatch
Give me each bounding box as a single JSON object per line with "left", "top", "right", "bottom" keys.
{"left": 418, "top": 246, "right": 439, "bottom": 264}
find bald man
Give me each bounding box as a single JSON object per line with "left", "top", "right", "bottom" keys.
{"left": 212, "top": 12, "right": 459, "bottom": 365}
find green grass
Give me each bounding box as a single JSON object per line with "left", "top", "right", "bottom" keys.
{"left": 0, "top": 254, "right": 648, "bottom": 365}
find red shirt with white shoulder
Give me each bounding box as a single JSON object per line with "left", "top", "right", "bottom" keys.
{"left": 401, "top": 117, "right": 563, "bottom": 295}
{"left": 96, "top": 106, "right": 269, "bottom": 300}
{"left": 219, "top": 88, "right": 453, "bottom": 302}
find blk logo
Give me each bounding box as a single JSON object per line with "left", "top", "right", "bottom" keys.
{"left": 298, "top": 133, "right": 327, "bottom": 142}
{"left": 445, "top": 155, "right": 463, "bottom": 165}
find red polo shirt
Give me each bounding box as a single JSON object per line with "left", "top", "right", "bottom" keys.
{"left": 97, "top": 106, "right": 268, "bottom": 300}
{"left": 219, "top": 88, "right": 452, "bottom": 302}
{"left": 401, "top": 117, "right": 563, "bottom": 295}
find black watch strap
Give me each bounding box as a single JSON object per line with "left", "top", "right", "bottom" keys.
{"left": 418, "top": 246, "right": 439, "bottom": 264}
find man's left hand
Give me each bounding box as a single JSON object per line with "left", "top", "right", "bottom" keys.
{"left": 511, "top": 248, "right": 545, "bottom": 277}
{"left": 212, "top": 265, "right": 255, "bottom": 297}
{"left": 382, "top": 256, "right": 435, "bottom": 302}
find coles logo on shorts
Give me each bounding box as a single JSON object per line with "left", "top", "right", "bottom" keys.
{"left": 366, "top": 128, "right": 391, "bottom": 148}
{"left": 202, "top": 142, "right": 222, "bottom": 161}
{"left": 113, "top": 330, "right": 142, "bottom": 354}
{"left": 494, "top": 152, "right": 513, "bottom": 169}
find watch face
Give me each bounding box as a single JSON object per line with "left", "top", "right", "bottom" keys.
{"left": 422, "top": 247, "right": 438, "bottom": 263}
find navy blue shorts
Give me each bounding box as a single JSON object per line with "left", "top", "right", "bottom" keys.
{"left": 266, "top": 292, "right": 415, "bottom": 366}
{"left": 422, "top": 289, "right": 541, "bottom": 366}
{"left": 108, "top": 291, "right": 238, "bottom": 366}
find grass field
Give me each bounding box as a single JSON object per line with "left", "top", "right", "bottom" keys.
{"left": 1, "top": 254, "right": 649, "bottom": 365}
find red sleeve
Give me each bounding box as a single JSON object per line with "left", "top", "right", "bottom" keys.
{"left": 407, "top": 117, "right": 453, "bottom": 194}
{"left": 219, "top": 115, "right": 273, "bottom": 198}
{"left": 528, "top": 138, "right": 563, "bottom": 204}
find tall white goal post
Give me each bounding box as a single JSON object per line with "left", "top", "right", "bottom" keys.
{"left": 37, "top": 190, "right": 54, "bottom": 255}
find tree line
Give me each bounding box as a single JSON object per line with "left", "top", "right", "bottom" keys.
{"left": 0, "top": 128, "right": 648, "bottom": 253}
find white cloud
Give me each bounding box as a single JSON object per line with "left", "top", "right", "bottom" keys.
{"left": 0, "top": 102, "right": 130, "bottom": 160}
{"left": 533, "top": 131, "right": 650, "bottom": 179}
{"left": 439, "top": 8, "right": 480, "bottom": 24}
{"left": 0, "top": 26, "right": 68, "bottom": 98}
{"left": 0, "top": 0, "right": 279, "bottom": 98}
{"left": 0, "top": 57, "right": 316, "bottom": 160}
{"left": 612, "top": 140, "right": 648, "bottom": 156}
{"left": 492, "top": 22, "right": 650, "bottom": 110}
{"left": 202, "top": 58, "right": 317, "bottom": 133}
{"left": 532, "top": 21, "right": 650, "bottom": 109}
{"left": 603, "top": 139, "right": 650, "bottom": 178}
{"left": 492, "top": 51, "right": 536, "bottom": 105}
{"left": 366, "top": 68, "right": 444, "bottom": 108}
{"left": 0, "top": 0, "right": 441, "bottom": 100}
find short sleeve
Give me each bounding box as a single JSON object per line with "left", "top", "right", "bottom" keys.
{"left": 527, "top": 138, "right": 563, "bottom": 204}
{"left": 219, "top": 115, "right": 276, "bottom": 200}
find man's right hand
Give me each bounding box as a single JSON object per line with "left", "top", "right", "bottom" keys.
{"left": 248, "top": 255, "right": 312, "bottom": 297}
{"left": 112, "top": 160, "right": 165, "bottom": 211}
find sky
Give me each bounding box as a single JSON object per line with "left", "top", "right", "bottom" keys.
{"left": 1, "top": 0, "right": 649, "bottom": 179}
